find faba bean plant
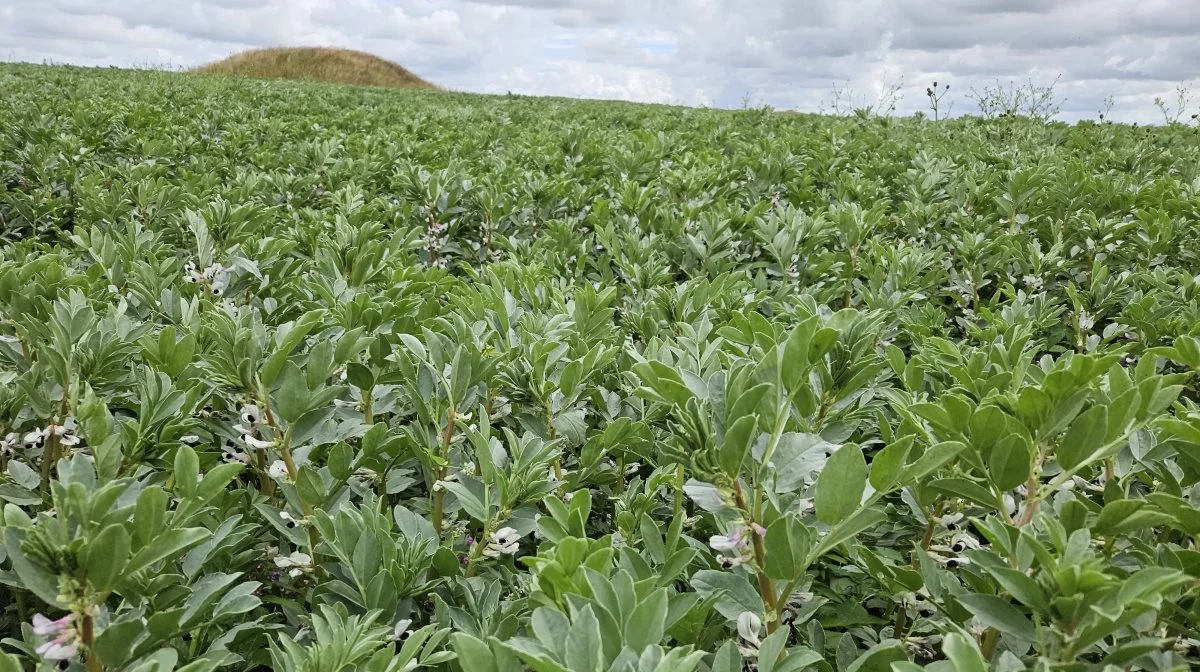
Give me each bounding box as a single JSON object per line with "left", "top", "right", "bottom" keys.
{"left": 1, "top": 63, "right": 1199, "bottom": 671}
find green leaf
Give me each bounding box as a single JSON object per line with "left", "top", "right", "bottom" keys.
{"left": 764, "top": 515, "right": 811, "bottom": 580}
{"left": 1057, "top": 404, "right": 1108, "bottom": 471}
{"left": 4, "top": 528, "right": 64, "bottom": 607}
{"left": 346, "top": 362, "right": 374, "bottom": 390}
{"left": 174, "top": 445, "right": 199, "bottom": 498}
{"left": 624, "top": 590, "right": 668, "bottom": 652}
{"left": 88, "top": 524, "right": 131, "bottom": 592}
{"left": 942, "top": 633, "right": 987, "bottom": 672}
{"left": 719, "top": 414, "right": 758, "bottom": 476}
{"left": 452, "top": 634, "right": 499, "bottom": 672}
{"left": 902, "top": 441, "right": 966, "bottom": 484}
{"left": 869, "top": 436, "right": 913, "bottom": 492}
{"left": 564, "top": 606, "right": 603, "bottom": 672}
{"left": 956, "top": 594, "right": 1035, "bottom": 641}
{"left": 125, "top": 527, "right": 211, "bottom": 575}
{"left": 816, "top": 443, "right": 866, "bottom": 525}
{"left": 845, "top": 639, "right": 907, "bottom": 672}
{"left": 438, "top": 477, "right": 489, "bottom": 522}
{"left": 709, "top": 641, "right": 742, "bottom": 672}
{"left": 295, "top": 465, "right": 325, "bottom": 509}
{"left": 808, "top": 507, "right": 887, "bottom": 564}
{"left": 273, "top": 362, "right": 310, "bottom": 424}
{"left": 926, "top": 477, "right": 999, "bottom": 511}
{"left": 95, "top": 618, "right": 146, "bottom": 667}
{"left": 986, "top": 436, "right": 1032, "bottom": 491}
{"left": 212, "top": 581, "right": 263, "bottom": 618}
{"left": 1093, "top": 500, "right": 1174, "bottom": 536}
{"left": 973, "top": 563, "right": 1048, "bottom": 612}
{"left": 691, "top": 570, "right": 764, "bottom": 620}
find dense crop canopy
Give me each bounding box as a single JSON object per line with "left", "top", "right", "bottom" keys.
{"left": 1, "top": 63, "right": 1200, "bottom": 671}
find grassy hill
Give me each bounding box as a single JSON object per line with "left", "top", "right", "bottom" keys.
{"left": 194, "top": 46, "right": 437, "bottom": 89}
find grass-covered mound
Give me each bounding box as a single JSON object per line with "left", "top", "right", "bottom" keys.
{"left": 194, "top": 46, "right": 437, "bottom": 89}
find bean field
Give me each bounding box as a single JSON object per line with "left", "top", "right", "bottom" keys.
{"left": 2, "top": 63, "right": 1200, "bottom": 671}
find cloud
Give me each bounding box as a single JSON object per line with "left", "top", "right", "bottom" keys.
{"left": 2, "top": 0, "right": 1197, "bottom": 122}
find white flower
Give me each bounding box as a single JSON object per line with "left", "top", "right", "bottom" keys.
{"left": 1071, "top": 476, "right": 1104, "bottom": 492}
{"left": 32, "top": 613, "right": 79, "bottom": 662}
{"left": 180, "top": 435, "right": 201, "bottom": 445}
{"left": 718, "top": 554, "right": 750, "bottom": 569}
{"left": 37, "top": 639, "right": 78, "bottom": 661}
{"left": 709, "top": 523, "right": 762, "bottom": 553}
{"left": 274, "top": 551, "right": 313, "bottom": 577}
{"left": 390, "top": 619, "right": 413, "bottom": 642}
{"left": 1, "top": 432, "right": 19, "bottom": 456}
{"left": 947, "top": 533, "right": 982, "bottom": 553}
{"left": 900, "top": 590, "right": 936, "bottom": 615}
{"left": 709, "top": 532, "right": 745, "bottom": 552}
{"left": 32, "top": 614, "right": 74, "bottom": 637}
{"left": 483, "top": 526, "right": 521, "bottom": 558}
{"left": 221, "top": 446, "right": 250, "bottom": 464}
{"left": 243, "top": 433, "right": 275, "bottom": 449}
{"left": 279, "top": 511, "right": 302, "bottom": 529}
{"left": 736, "top": 611, "right": 762, "bottom": 657}
{"left": 240, "top": 405, "right": 260, "bottom": 426}
{"left": 1078, "top": 310, "right": 1095, "bottom": 331}
{"left": 268, "top": 461, "right": 289, "bottom": 479}
{"left": 933, "top": 554, "right": 971, "bottom": 568}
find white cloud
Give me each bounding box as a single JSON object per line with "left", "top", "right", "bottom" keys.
{"left": 1, "top": 0, "right": 1197, "bottom": 122}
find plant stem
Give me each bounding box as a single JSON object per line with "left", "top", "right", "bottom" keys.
{"left": 672, "top": 463, "right": 684, "bottom": 521}
{"left": 464, "top": 520, "right": 495, "bottom": 578}
{"left": 261, "top": 393, "right": 315, "bottom": 548}
{"left": 980, "top": 627, "right": 1001, "bottom": 659}
{"left": 893, "top": 605, "right": 908, "bottom": 640}
{"left": 82, "top": 612, "right": 102, "bottom": 672}
{"left": 734, "top": 480, "right": 778, "bottom": 631}
{"left": 432, "top": 405, "right": 457, "bottom": 541}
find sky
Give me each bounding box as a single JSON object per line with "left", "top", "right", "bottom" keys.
{"left": 2, "top": 0, "right": 1198, "bottom": 123}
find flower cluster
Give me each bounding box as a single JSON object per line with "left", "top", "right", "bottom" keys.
{"left": 184, "top": 260, "right": 228, "bottom": 296}
{"left": 32, "top": 613, "right": 80, "bottom": 662}
{"left": 23, "top": 421, "right": 81, "bottom": 450}
{"left": 273, "top": 551, "right": 314, "bottom": 578}
{"left": 424, "top": 219, "right": 448, "bottom": 269}
{"left": 482, "top": 526, "right": 520, "bottom": 558}
{"left": 234, "top": 405, "right": 277, "bottom": 451}
{"left": 709, "top": 522, "right": 765, "bottom": 569}
{"left": 1, "top": 431, "right": 19, "bottom": 458}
